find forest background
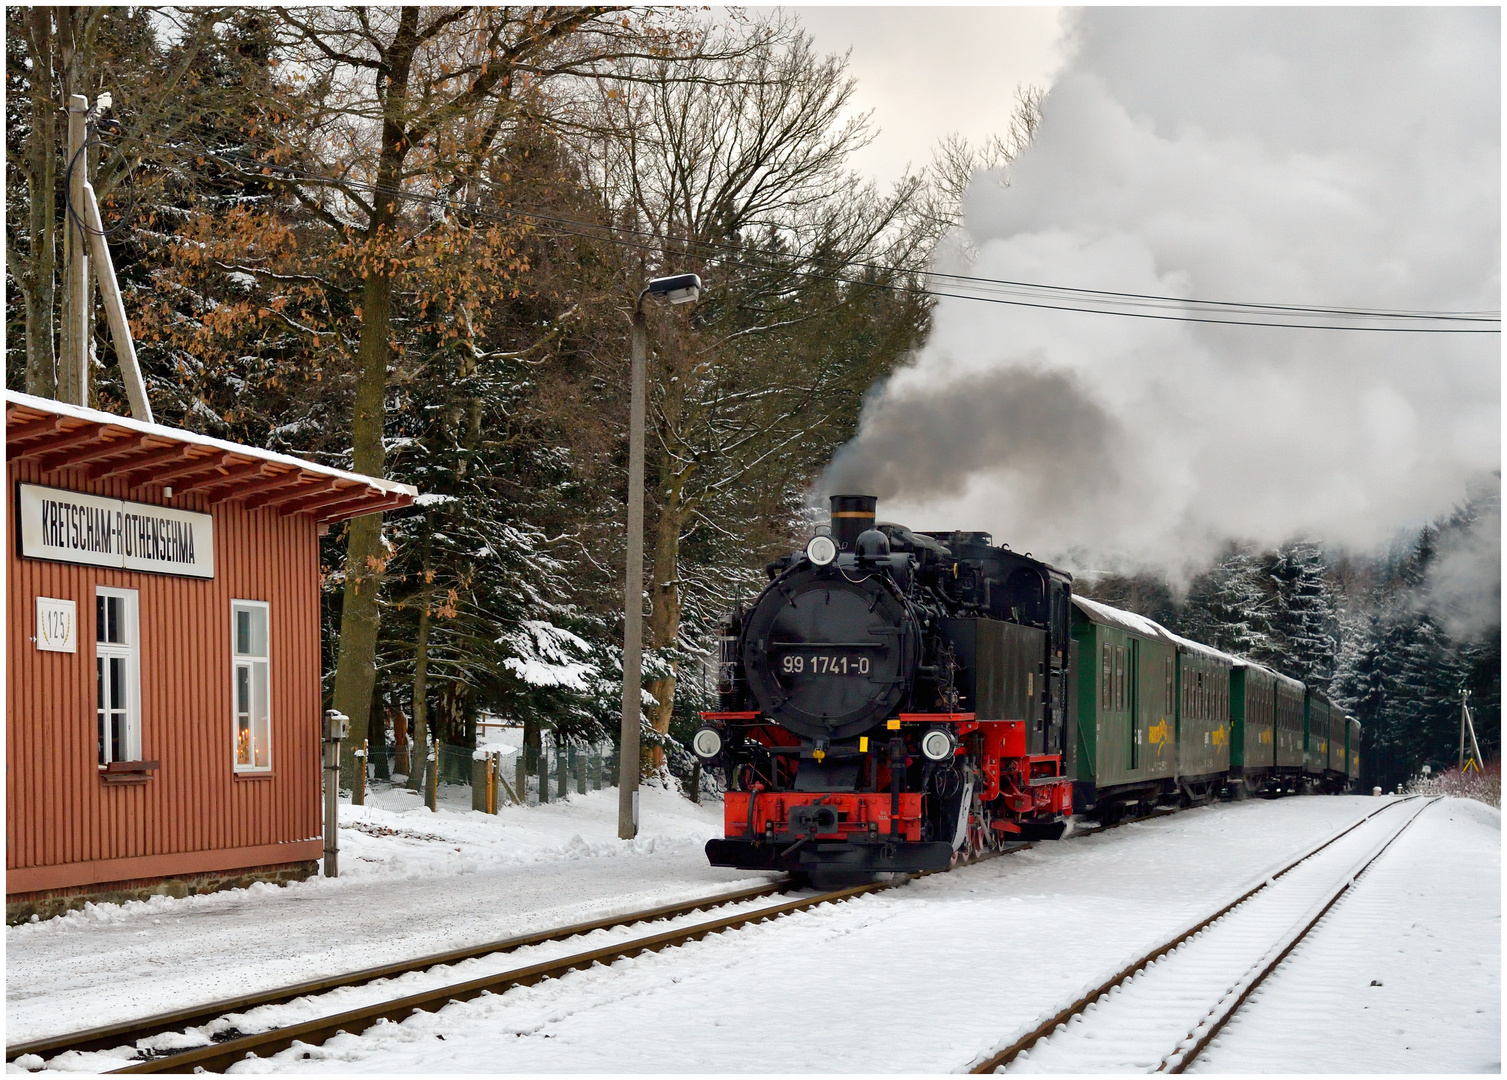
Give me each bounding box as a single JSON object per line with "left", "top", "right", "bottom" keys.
{"left": 6, "top": 7, "right": 1497, "bottom": 798}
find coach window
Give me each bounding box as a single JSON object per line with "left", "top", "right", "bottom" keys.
{"left": 232, "top": 600, "right": 271, "bottom": 771}
{"left": 96, "top": 587, "right": 142, "bottom": 766}
{"left": 1101, "top": 643, "right": 1111, "bottom": 710}
{"left": 1165, "top": 657, "right": 1174, "bottom": 714}
{"left": 1114, "top": 645, "right": 1125, "bottom": 711}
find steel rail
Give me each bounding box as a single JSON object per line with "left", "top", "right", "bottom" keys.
{"left": 7, "top": 880, "right": 786, "bottom": 1065}
{"left": 1160, "top": 796, "right": 1439, "bottom": 1073}
{"left": 968, "top": 796, "right": 1421, "bottom": 1074}
{"left": 106, "top": 881, "right": 896, "bottom": 1074}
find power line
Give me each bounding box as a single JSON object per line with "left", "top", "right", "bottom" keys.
{"left": 109, "top": 127, "right": 1500, "bottom": 334}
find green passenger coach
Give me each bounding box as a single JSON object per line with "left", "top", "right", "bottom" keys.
{"left": 1066, "top": 593, "right": 1359, "bottom": 816}
{"left": 1230, "top": 661, "right": 1276, "bottom": 791}
{"left": 1172, "top": 636, "right": 1234, "bottom": 795}
{"left": 1069, "top": 596, "right": 1176, "bottom": 817}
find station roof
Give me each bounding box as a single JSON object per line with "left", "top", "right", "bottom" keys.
{"left": 5, "top": 391, "right": 416, "bottom": 522}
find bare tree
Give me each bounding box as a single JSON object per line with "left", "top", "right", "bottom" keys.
{"left": 576, "top": 15, "right": 933, "bottom": 767}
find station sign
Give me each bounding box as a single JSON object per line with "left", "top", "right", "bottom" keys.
{"left": 18, "top": 483, "right": 214, "bottom": 578}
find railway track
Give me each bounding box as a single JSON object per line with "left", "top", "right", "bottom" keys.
{"left": 969, "top": 795, "right": 1436, "bottom": 1074}
{"left": 9, "top": 797, "right": 1380, "bottom": 1074}
{"left": 14, "top": 879, "right": 904, "bottom": 1074}
{"left": 6, "top": 880, "right": 785, "bottom": 1070}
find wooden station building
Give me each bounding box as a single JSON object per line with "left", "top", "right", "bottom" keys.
{"left": 6, "top": 390, "right": 415, "bottom": 921}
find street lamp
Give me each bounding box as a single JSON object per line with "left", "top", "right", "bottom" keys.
{"left": 619, "top": 273, "right": 702, "bottom": 840}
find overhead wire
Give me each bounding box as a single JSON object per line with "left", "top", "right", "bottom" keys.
{"left": 105, "top": 125, "right": 1500, "bottom": 335}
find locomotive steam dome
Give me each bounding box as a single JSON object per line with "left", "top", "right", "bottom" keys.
{"left": 739, "top": 495, "right": 919, "bottom": 740}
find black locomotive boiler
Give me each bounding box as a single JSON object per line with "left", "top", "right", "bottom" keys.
{"left": 694, "top": 495, "right": 1074, "bottom": 878}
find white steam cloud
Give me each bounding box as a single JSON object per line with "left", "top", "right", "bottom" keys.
{"left": 824, "top": 9, "right": 1500, "bottom": 576}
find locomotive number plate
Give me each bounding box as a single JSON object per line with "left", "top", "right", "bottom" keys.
{"left": 780, "top": 653, "right": 871, "bottom": 675}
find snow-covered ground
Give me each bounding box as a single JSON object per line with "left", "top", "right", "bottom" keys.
{"left": 6, "top": 789, "right": 1498, "bottom": 1074}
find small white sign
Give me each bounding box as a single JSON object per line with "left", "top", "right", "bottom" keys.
{"left": 37, "top": 597, "right": 77, "bottom": 653}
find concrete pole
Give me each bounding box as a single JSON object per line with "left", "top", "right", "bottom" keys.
{"left": 618, "top": 306, "right": 648, "bottom": 840}
{"left": 62, "top": 95, "right": 90, "bottom": 406}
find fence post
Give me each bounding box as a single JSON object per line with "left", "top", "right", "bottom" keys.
{"left": 516, "top": 745, "right": 529, "bottom": 807}
{"left": 557, "top": 743, "right": 568, "bottom": 799}
{"left": 574, "top": 745, "right": 586, "bottom": 795}
{"left": 471, "top": 752, "right": 488, "bottom": 812}
{"left": 425, "top": 743, "right": 438, "bottom": 811}
{"left": 538, "top": 740, "right": 550, "bottom": 804}
{"left": 690, "top": 760, "right": 701, "bottom": 804}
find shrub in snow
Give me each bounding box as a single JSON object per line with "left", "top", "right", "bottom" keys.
{"left": 1407, "top": 762, "right": 1500, "bottom": 808}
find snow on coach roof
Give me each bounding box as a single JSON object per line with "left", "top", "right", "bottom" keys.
{"left": 1071, "top": 594, "right": 1176, "bottom": 643}
{"left": 5, "top": 390, "right": 416, "bottom": 521}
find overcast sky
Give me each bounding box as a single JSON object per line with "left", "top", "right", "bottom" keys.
{"left": 762, "top": 6, "right": 1071, "bottom": 189}
{"left": 820, "top": 7, "right": 1500, "bottom": 584}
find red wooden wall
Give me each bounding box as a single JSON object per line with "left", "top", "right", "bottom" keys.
{"left": 7, "top": 457, "right": 324, "bottom": 894}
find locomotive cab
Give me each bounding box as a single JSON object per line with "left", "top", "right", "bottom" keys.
{"left": 699, "top": 495, "right": 1073, "bottom": 880}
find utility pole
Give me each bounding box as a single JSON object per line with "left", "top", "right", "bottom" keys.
{"left": 58, "top": 92, "right": 153, "bottom": 422}
{"left": 61, "top": 95, "right": 90, "bottom": 407}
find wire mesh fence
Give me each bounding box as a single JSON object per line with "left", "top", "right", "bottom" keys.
{"left": 367, "top": 736, "right": 619, "bottom": 811}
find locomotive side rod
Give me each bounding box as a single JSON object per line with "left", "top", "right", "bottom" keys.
{"left": 968, "top": 796, "right": 1422, "bottom": 1074}
{"left": 8, "top": 881, "right": 785, "bottom": 1064}
{"left": 105, "top": 881, "right": 898, "bottom": 1074}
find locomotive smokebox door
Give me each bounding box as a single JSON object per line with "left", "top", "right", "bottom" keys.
{"left": 740, "top": 565, "right": 919, "bottom": 741}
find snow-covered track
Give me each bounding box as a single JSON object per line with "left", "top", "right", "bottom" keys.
{"left": 8, "top": 880, "right": 786, "bottom": 1070}
{"left": 95, "top": 880, "right": 890, "bottom": 1074}
{"left": 970, "top": 796, "right": 1433, "bottom": 1074}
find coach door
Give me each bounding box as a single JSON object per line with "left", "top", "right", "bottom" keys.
{"left": 1128, "top": 639, "right": 1140, "bottom": 771}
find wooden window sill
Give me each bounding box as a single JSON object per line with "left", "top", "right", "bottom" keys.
{"left": 100, "top": 760, "right": 158, "bottom": 785}
{"left": 233, "top": 770, "right": 275, "bottom": 780}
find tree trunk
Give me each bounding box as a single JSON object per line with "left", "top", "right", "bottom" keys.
{"left": 331, "top": 8, "right": 417, "bottom": 792}
{"left": 370, "top": 677, "right": 390, "bottom": 781}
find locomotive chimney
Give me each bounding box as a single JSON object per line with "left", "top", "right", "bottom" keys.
{"left": 830, "top": 494, "right": 877, "bottom": 552}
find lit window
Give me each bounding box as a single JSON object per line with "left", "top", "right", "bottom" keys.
{"left": 96, "top": 587, "right": 141, "bottom": 765}
{"left": 232, "top": 601, "right": 271, "bottom": 771}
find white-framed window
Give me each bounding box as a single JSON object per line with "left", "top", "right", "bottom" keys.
{"left": 231, "top": 600, "right": 271, "bottom": 771}
{"left": 96, "top": 586, "right": 142, "bottom": 765}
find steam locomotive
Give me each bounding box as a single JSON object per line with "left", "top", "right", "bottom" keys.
{"left": 694, "top": 495, "right": 1075, "bottom": 879}
{"left": 692, "top": 495, "right": 1360, "bottom": 882}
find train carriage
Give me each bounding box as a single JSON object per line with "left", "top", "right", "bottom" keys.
{"left": 1229, "top": 661, "right": 1277, "bottom": 792}
{"left": 1328, "top": 700, "right": 1349, "bottom": 781}
{"left": 1068, "top": 597, "right": 1176, "bottom": 817}
{"left": 1303, "top": 690, "right": 1332, "bottom": 781}
{"left": 1273, "top": 672, "right": 1306, "bottom": 781}
{"left": 1173, "top": 637, "right": 1234, "bottom": 795}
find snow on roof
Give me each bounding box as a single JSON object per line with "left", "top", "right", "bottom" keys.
{"left": 1071, "top": 595, "right": 1175, "bottom": 642}
{"left": 6, "top": 390, "right": 415, "bottom": 497}
{"left": 1166, "top": 631, "right": 1242, "bottom": 666}
{"left": 6, "top": 390, "right": 416, "bottom": 521}
{"left": 1233, "top": 658, "right": 1307, "bottom": 693}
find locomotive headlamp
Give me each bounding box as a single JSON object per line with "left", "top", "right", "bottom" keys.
{"left": 692, "top": 726, "right": 723, "bottom": 760}
{"left": 805, "top": 534, "right": 838, "bottom": 566}
{"left": 920, "top": 728, "right": 957, "bottom": 762}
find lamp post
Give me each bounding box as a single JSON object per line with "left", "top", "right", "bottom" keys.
{"left": 619, "top": 273, "right": 702, "bottom": 840}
